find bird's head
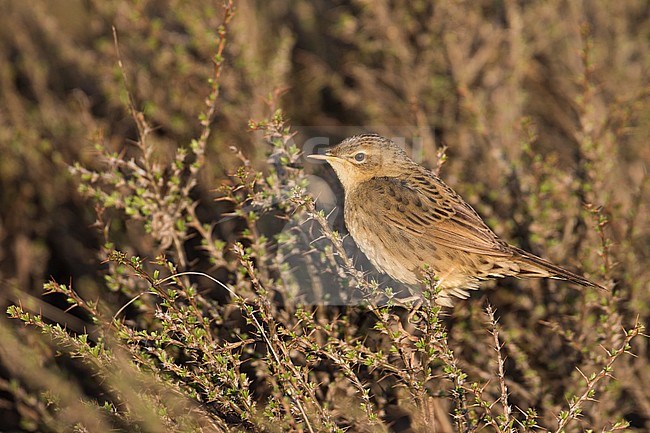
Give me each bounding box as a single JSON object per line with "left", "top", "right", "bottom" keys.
{"left": 308, "top": 134, "right": 413, "bottom": 191}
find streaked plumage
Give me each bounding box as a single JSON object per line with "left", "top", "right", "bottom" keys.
{"left": 309, "top": 134, "right": 602, "bottom": 306}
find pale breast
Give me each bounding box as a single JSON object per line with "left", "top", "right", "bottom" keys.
{"left": 344, "top": 192, "right": 422, "bottom": 285}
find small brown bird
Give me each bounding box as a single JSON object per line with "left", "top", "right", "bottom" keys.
{"left": 309, "top": 134, "right": 602, "bottom": 306}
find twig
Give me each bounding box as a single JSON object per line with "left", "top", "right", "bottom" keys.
{"left": 553, "top": 320, "right": 643, "bottom": 433}
{"left": 485, "top": 303, "right": 513, "bottom": 432}
{"left": 302, "top": 197, "right": 371, "bottom": 290}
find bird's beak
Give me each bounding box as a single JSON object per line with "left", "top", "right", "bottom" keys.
{"left": 307, "top": 151, "right": 336, "bottom": 161}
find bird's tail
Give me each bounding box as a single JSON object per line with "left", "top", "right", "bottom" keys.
{"left": 510, "top": 246, "right": 605, "bottom": 290}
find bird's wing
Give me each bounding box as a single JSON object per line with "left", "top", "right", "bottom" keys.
{"left": 363, "top": 172, "right": 511, "bottom": 256}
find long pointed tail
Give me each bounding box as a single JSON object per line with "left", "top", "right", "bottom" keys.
{"left": 510, "top": 246, "right": 606, "bottom": 290}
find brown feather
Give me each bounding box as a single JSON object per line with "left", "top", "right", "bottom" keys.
{"left": 309, "top": 134, "right": 604, "bottom": 305}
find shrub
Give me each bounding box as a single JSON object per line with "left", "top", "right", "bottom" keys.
{"left": 1, "top": 1, "right": 649, "bottom": 432}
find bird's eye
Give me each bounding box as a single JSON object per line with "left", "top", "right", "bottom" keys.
{"left": 354, "top": 152, "right": 366, "bottom": 162}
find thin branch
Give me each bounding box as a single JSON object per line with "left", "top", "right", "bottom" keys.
{"left": 486, "top": 303, "right": 513, "bottom": 432}
{"left": 553, "top": 320, "right": 643, "bottom": 433}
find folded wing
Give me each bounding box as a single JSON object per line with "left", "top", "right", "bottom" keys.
{"left": 363, "top": 170, "right": 511, "bottom": 257}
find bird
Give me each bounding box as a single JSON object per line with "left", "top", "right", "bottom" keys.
{"left": 308, "top": 134, "right": 603, "bottom": 306}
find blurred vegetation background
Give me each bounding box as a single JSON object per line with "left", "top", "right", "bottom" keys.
{"left": 0, "top": 1, "right": 649, "bottom": 432}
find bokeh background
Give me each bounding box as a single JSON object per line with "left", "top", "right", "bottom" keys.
{"left": 0, "top": 1, "right": 649, "bottom": 432}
